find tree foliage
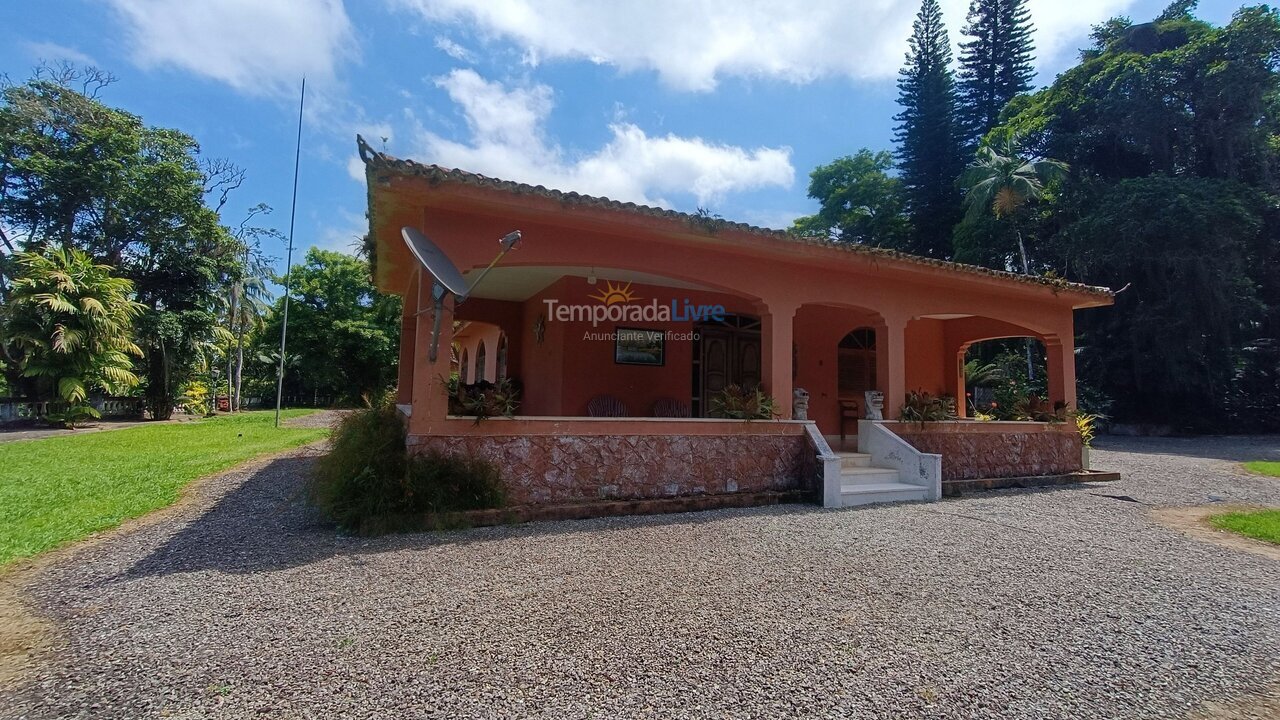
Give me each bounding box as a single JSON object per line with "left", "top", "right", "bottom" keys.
{"left": 255, "top": 249, "right": 401, "bottom": 406}
{"left": 3, "top": 248, "right": 144, "bottom": 408}
{"left": 988, "top": 5, "right": 1280, "bottom": 429}
{"left": 894, "top": 0, "right": 966, "bottom": 259}
{"left": 790, "top": 150, "right": 910, "bottom": 247}
{"left": 0, "top": 66, "right": 244, "bottom": 419}
{"left": 957, "top": 0, "right": 1037, "bottom": 145}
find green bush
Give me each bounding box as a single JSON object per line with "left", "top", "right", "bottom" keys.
{"left": 310, "top": 401, "right": 505, "bottom": 533}
{"left": 899, "top": 390, "right": 957, "bottom": 424}
{"left": 708, "top": 384, "right": 777, "bottom": 419}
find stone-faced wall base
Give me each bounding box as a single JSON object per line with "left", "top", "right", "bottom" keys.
{"left": 410, "top": 427, "right": 815, "bottom": 506}
{"left": 942, "top": 469, "right": 1120, "bottom": 496}
{"left": 884, "top": 421, "right": 1084, "bottom": 481}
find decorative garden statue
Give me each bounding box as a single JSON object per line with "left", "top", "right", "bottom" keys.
{"left": 864, "top": 390, "right": 884, "bottom": 421}
{"left": 792, "top": 388, "right": 810, "bottom": 421}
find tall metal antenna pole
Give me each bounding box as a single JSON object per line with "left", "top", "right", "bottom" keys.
{"left": 274, "top": 77, "right": 305, "bottom": 428}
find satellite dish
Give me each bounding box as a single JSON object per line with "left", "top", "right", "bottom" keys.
{"left": 402, "top": 227, "right": 468, "bottom": 297}
{"left": 400, "top": 226, "right": 522, "bottom": 363}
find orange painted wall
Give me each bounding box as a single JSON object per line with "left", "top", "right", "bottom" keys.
{"left": 552, "top": 278, "right": 756, "bottom": 416}
{"left": 520, "top": 279, "right": 569, "bottom": 415}
{"left": 904, "top": 318, "right": 948, "bottom": 397}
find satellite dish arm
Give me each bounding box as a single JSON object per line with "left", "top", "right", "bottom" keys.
{"left": 413, "top": 268, "right": 450, "bottom": 363}
{"left": 461, "top": 231, "right": 521, "bottom": 302}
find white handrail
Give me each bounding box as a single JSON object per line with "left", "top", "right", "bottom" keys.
{"left": 857, "top": 420, "right": 942, "bottom": 501}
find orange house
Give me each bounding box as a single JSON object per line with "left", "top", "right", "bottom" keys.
{"left": 361, "top": 138, "right": 1114, "bottom": 514}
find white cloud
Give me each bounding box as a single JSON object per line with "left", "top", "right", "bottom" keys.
{"left": 347, "top": 155, "right": 367, "bottom": 182}
{"left": 392, "top": 0, "right": 1135, "bottom": 91}
{"left": 434, "top": 36, "right": 477, "bottom": 63}
{"left": 413, "top": 69, "right": 793, "bottom": 207}
{"left": 22, "top": 41, "right": 98, "bottom": 67}
{"left": 106, "top": 0, "right": 357, "bottom": 97}
{"left": 316, "top": 208, "right": 368, "bottom": 252}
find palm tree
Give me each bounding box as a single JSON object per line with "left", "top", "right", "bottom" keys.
{"left": 959, "top": 136, "right": 1068, "bottom": 274}
{"left": 224, "top": 250, "right": 273, "bottom": 411}
{"left": 2, "top": 249, "right": 144, "bottom": 423}
{"left": 960, "top": 138, "right": 1067, "bottom": 380}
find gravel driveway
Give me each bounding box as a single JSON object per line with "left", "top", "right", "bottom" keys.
{"left": 3, "top": 435, "right": 1278, "bottom": 719}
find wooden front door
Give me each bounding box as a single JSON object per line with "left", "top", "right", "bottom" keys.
{"left": 693, "top": 315, "right": 762, "bottom": 416}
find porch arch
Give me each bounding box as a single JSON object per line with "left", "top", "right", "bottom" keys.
{"left": 905, "top": 314, "right": 1075, "bottom": 417}
{"left": 792, "top": 303, "right": 888, "bottom": 437}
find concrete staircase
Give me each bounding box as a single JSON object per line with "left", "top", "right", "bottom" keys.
{"left": 836, "top": 452, "right": 929, "bottom": 507}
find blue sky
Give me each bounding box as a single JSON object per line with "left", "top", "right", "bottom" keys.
{"left": 1, "top": 0, "right": 1246, "bottom": 273}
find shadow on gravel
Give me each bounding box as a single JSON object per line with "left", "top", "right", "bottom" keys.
{"left": 1094, "top": 435, "right": 1280, "bottom": 463}
{"left": 121, "top": 454, "right": 825, "bottom": 579}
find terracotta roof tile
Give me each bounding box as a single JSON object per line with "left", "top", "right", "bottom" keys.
{"left": 359, "top": 136, "right": 1113, "bottom": 300}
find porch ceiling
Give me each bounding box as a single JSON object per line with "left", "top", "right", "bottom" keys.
{"left": 463, "top": 266, "right": 715, "bottom": 302}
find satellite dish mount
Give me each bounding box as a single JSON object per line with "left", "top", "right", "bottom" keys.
{"left": 401, "top": 227, "right": 521, "bottom": 362}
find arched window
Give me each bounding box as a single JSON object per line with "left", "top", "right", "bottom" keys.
{"left": 497, "top": 334, "right": 509, "bottom": 380}
{"left": 459, "top": 348, "right": 469, "bottom": 385}
{"left": 475, "top": 341, "right": 487, "bottom": 383}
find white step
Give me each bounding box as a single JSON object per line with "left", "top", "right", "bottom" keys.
{"left": 839, "top": 481, "right": 929, "bottom": 507}
{"left": 838, "top": 452, "right": 873, "bottom": 470}
{"left": 839, "top": 466, "right": 901, "bottom": 485}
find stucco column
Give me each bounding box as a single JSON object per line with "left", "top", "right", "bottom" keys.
{"left": 761, "top": 301, "right": 798, "bottom": 419}
{"left": 407, "top": 274, "right": 454, "bottom": 436}
{"left": 878, "top": 314, "right": 908, "bottom": 421}
{"left": 949, "top": 343, "right": 969, "bottom": 418}
{"left": 1045, "top": 333, "right": 1077, "bottom": 410}
{"left": 395, "top": 275, "right": 418, "bottom": 405}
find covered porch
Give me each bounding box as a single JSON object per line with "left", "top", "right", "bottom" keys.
{"left": 363, "top": 139, "right": 1113, "bottom": 511}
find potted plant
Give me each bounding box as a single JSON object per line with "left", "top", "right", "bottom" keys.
{"left": 1077, "top": 413, "right": 1101, "bottom": 469}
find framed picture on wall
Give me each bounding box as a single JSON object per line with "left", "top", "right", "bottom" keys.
{"left": 615, "top": 327, "right": 665, "bottom": 366}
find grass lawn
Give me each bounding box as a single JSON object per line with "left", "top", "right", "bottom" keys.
{"left": 1210, "top": 509, "right": 1280, "bottom": 545}
{"left": 0, "top": 410, "right": 327, "bottom": 566}
{"left": 1243, "top": 461, "right": 1280, "bottom": 477}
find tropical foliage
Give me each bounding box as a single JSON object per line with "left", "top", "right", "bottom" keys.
{"left": 2, "top": 249, "right": 143, "bottom": 419}
{"left": 0, "top": 65, "right": 248, "bottom": 420}
{"left": 254, "top": 249, "right": 401, "bottom": 406}
{"left": 799, "top": 1, "right": 1280, "bottom": 431}
{"left": 791, "top": 150, "right": 910, "bottom": 247}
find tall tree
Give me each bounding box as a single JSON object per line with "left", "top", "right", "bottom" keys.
{"left": 990, "top": 5, "right": 1280, "bottom": 429}
{"left": 958, "top": 136, "right": 1067, "bottom": 274}
{"left": 0, "top": 66, "right": 245, "bottom": 419}
{"left": 894, "top": 0, "right": 966, "bottom": 259}
{"left": 790, "top": 149, "right": 910, "bottom": 247}
{"left": 958, "top": 137, "right": 1067, "bottom": 379}
{"left": 957, "top": 0, "right": 1037, "bottom": 146}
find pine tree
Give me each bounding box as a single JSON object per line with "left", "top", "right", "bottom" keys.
{"left": 894, "top": 0, "right": 966, "bottom": 259}
{"left": 957, "top": 0, "right": 1036, "bottom": 146}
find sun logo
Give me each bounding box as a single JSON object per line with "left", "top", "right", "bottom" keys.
{"left": 589, "top": 280, "right": 639, "bottom": 305}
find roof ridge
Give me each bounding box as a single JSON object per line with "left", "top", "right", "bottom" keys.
{"left": 357, "top": 135, "right": 1113, "bottom": 298}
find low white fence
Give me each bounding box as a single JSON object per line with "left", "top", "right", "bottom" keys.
{"left": 0, "top": 397, "right": 145, "bottom": 424}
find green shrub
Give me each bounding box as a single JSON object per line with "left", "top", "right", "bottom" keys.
{"left": 447, "top": 376, "right": 521, "bottom": 420}
{"left": 708, "top": 384, "right": 777, "bottom": 419}
{"left": 310, "top": 401, "right": 505, "bottom": 533}
{"left": 900, "top": 390, "right": 957, "bottom": 423}
{"left": 44, "top": 403, "right": 102, "bottom": 429}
